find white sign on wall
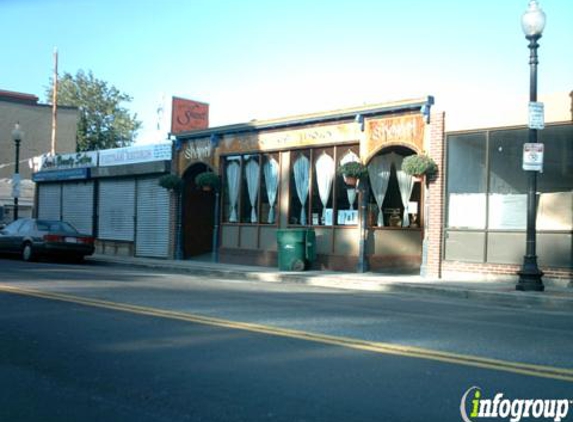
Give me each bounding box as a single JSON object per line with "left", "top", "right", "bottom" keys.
{"left": 99, "top": 143, "right": 172, "bottom": 167}
{"left": 40, "top": 151, "right": 98, "bottom": 171}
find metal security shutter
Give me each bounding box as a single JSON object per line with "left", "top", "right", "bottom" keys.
{"left": 135, "top": 177, "right": 170, "bottom": 257}
{"left": 62, "top": 181, "right": 95, "bottom": 235}
{"left": 98, "top": 179, "right": 135, "bottom": 241}
{"left": 37, "top": 183, "right": 62, "bottom": 220}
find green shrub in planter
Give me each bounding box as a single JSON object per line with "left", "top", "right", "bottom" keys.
{"left": 195, "top": 171, "right": 220, "bottom": 190}
{"left": 401, "top": 154, "right": 438, "bottom": 177}
{"left": 336, "top": 161, "right": 368, "bottom": 178}
{"left": 336, "top": 161, "right": 368, "bottom": 186}
{"left": 158, "top": 174, "right": 183, "bottom": 192}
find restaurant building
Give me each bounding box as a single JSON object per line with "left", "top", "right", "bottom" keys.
{"left": 173, "top": 97, "right": 444, "bottom": 275}
{"left": 174, "top": 93, "right": 571, "bottom": 282}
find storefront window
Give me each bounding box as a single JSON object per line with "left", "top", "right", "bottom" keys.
{"left": 311, "top": 148, "right": 335, "bottom": 226}
{"left": 288, "top": 145, "right": 361, "bottom": 227}
{"left": 241, "top": 155, "right": 260, "bottom": 223}
{"left": 366, "top": 147, "right": 420, "bottom": 228}
{"left": 446, "top": 133, "right": 487, "bottom": 229}
{"left": 537, "top": 125, "right": 573, "bottom": 230}
{"left": 290, "top": 151, "right": 310, "bottom": 225}
{"left": 261, "top": 154, "right": 279, "bottom": 224}
{"left": 223, "top": 154, "right": 280, "bottom": 225}
{"left": 488, "top": 130, "right": 528, "bottom": 230}
{"left": 446, "top": 124, "right": 573, "bottom": 232}
{"left": 336, "top": 148, "right": 360, "bottom": 226}
{"left": 223, "top": 156, "right": 241, "bottom": 223}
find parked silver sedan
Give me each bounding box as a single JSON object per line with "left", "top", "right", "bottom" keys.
{"left": 0, "top": 218, "right": 95, "bottom": 262}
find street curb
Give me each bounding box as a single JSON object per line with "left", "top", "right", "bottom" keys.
{"left": 88, "top": 257, "right": 573, "bottom": 312}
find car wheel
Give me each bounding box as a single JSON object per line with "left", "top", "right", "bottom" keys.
{"left": 22, "top": 243, "right": 35, "bottom": 262}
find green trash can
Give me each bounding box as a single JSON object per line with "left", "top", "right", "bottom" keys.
{"left": 277, "top": 229, "right": 316, "bottom": 271}
{"left": 305, "top": 229, "right": 316, "bottom": 262}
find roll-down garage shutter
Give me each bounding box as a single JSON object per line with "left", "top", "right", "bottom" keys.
{"left": 135, "top": 177, "right": 170, "bottom": 258}
{"left": 37, "top": 183, "right": 62, "bottom": 220}
{"left": 98, "top": 179, "right": 135, "bottom": 241}
{"left": 62, "top": 181, "right": 95, "bottom": 235}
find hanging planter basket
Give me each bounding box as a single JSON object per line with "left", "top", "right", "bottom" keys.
{"left": 401, "top": 154, "right": 438, "bottom": 179}
{"left": 194, "top": 171, "right": 220, "bottom": 191}
{"left": 158, "top": 174, "right": 183, "bottom": 192}
{"left": 337, "top": 161, "right": 368, "bottom": 187}
{"left": 342, "top": 174, "right": 358, "bottom": 187}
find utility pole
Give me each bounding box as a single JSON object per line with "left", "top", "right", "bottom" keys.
{"left": 50, "top": 48, "right": 58, "bottom": 156}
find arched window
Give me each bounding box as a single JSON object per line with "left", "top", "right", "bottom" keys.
{"left": 367, "top": 147, "right": 421, "bottom": 228}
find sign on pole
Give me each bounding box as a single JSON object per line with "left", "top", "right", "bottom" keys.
{"left": 523, "top": 143, "right": 544, "bottom": 172}
{"left": 528, "top": 102, "right": 545, "bottom": 130}
{"left": 11, "top": 173, "right": 21, "bottom": 198}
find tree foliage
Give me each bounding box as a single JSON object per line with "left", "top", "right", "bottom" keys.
{"left": 46, "top": 70, "right": 142, "bottom": 151}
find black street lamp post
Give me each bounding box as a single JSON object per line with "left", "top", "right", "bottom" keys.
{"left": 517, "top": 0, "right": 546, "bottom": 292}
{"left": 11, "top": 123, "right": 23, "bottom": 221}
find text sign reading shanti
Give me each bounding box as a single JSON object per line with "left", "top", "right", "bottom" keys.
{"left": 363, "top": 114, "right": 425, "bottom": 162}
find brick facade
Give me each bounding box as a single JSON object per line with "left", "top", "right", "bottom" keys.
{"left": 424, "top": 112, "right": 445, "bottom": 278}
{"left": 443, "top": 261, "right": 573, "bottom": 282}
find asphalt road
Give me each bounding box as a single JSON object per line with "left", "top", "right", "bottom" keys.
{"left": 1, "top": 257, "right": 572, "bottom": 422}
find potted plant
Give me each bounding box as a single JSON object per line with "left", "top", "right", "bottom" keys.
{"left": 195, "top": 171, "right": 220, "bottom": 191}
{"left": 337, "top": 161, "right": 368, "bottom": 187}
{"left": 158, "top": 174, "right": 183, "bottom": 192}
{"left": 401, "top": 154, "right": 438, "bottom": 180}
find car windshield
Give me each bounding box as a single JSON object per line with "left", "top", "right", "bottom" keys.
{"left": 2, "top": 219, "right": 26, "bottom": 234}
{"left": 36, "top": 220, "right": 78, "bottom": 234}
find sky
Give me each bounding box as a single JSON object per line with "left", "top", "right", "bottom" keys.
{"left": 1, "top": 0, "right": 572, "bottom": 145}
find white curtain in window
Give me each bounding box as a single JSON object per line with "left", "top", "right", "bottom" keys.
{"left": 394, "top": 155, "right": 415, "bottom": 227}
{"left": 293, "top": 155, "right": 310, "bottom": 225}
{"left": 246, "top": 159, "right": 260, "bottom": 223}
{"left": 346, "top": 188, "right": 357, "bottom": 210}
{"left": 340, "top": 151, "right": 360, "bottom": 210}
{"left": 368, "top": 154, "right": 393, "bottom": 226}
{"left": 226, "top": 161, "right": 241, "bottom": 223}
{"left": 263, "top": 157, "right": 279, "bottom": 224}
{"left": 315, "top": 152, "right": 335, "bottom": 223}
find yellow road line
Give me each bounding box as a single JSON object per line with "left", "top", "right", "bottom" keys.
{"left": 1, "top": 283, "right": 572, "bottom": 383}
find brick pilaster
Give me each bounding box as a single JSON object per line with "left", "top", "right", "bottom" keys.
{"left": 425, "top": 112, "right": 445, "bottom": 278}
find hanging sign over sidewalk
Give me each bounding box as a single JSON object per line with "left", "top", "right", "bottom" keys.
{"left": 171, "top": 97, "right": 209, "bottom": 134}
{"left": 522, "top": 143, "right": 544, "bottom": 172}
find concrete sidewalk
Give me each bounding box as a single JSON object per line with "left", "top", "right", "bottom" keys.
{"left": 87, "top": 254, "right": 573, "bottom": 311}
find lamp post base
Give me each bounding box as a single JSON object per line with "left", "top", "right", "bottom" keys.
{"left": 516, "top": 256, "right": 544, "bottom": 291}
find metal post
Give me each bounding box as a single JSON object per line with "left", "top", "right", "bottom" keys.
{"left": 13, "top": 138, "right": 20, "bottom": 221}
{"left": 419, "top": 177, "right": 429, "bottom": 277}
{"left": 211, "top": 190, "right": 220, "bottom": 263}
{"left": 357, "top": 179, "right": 369, "bottom": 273}
{"left": 516, "top": 34, "right": 544, "bottom": 291}
{"left": 175, "top": 188, "right": 184, "bottom": 260}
